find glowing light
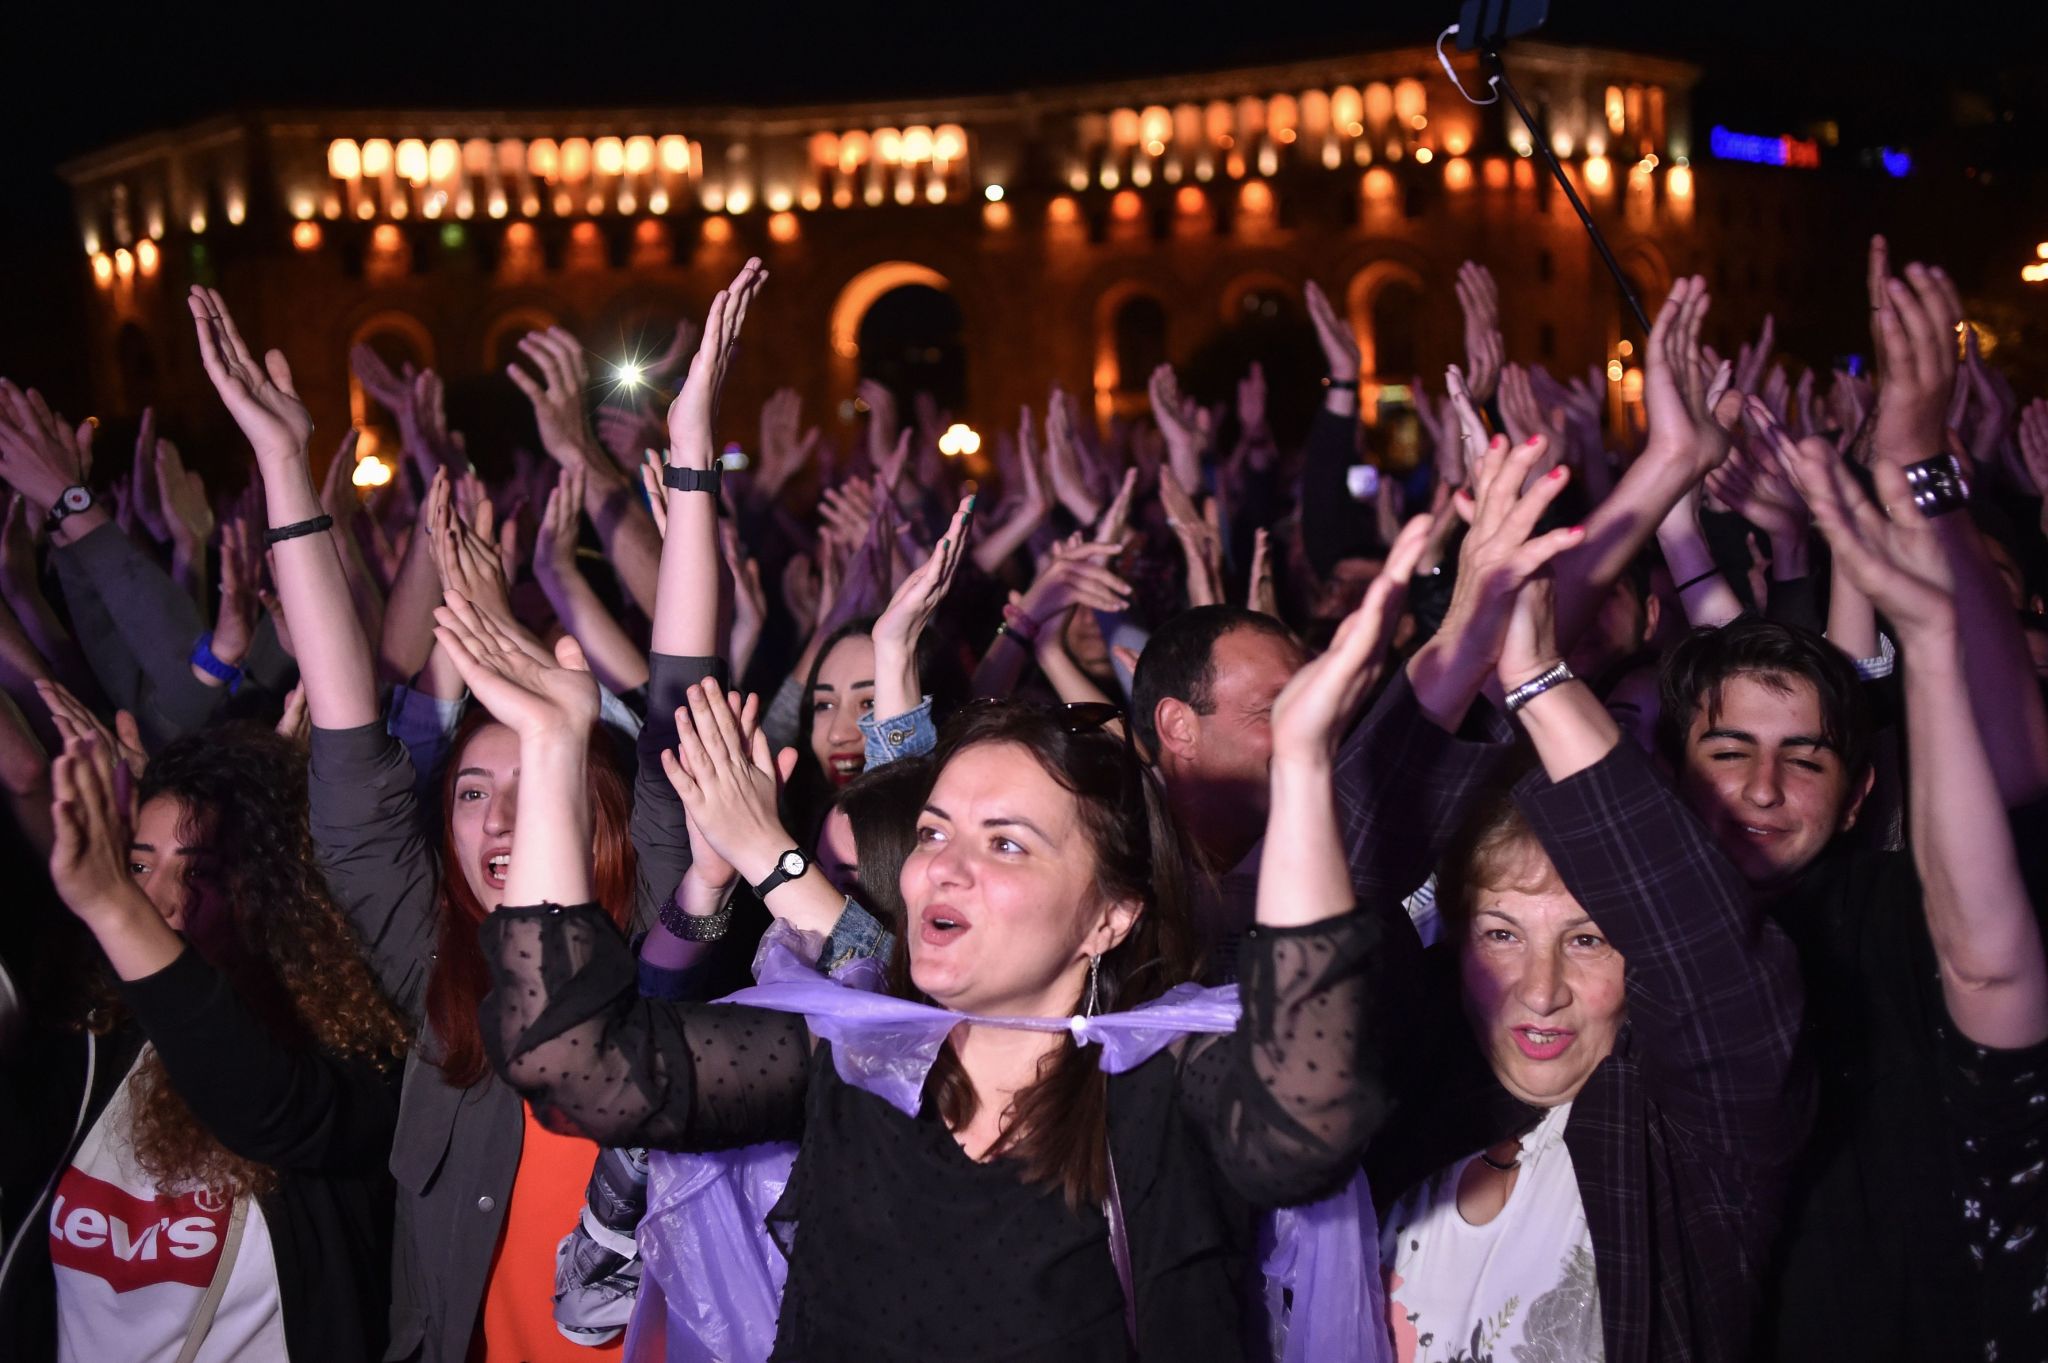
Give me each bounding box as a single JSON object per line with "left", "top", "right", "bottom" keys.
{"left": 91, "top": 253, "right": 113, "bottom": 285}
{"left": 1444, "top": 157, "right": 1472, "bottom": 190}
{"left": 361, "top": 139, "right": 393, "bottom": 177}
{"left": 1047, "top": 195, "right": 1079, "bottom": 225}
{"left": 727, "top": 185, "right": 754, "bottom": 214}
{"left": 1880, "top": 148, "right": 1911, "bottom": 178}
{"left": 1131, "top": 159, "right": 1153, "bottom": 187}
{"left": 488, "top": 188, "right": 508, "bottom": 218}
{"left": 838, "top": 130, "right": 870, "bottom": 170}
{"left": 372, "top": 224, "right": 402, "bottom": 251}
{"left": 768, "top": 211, "right": 799, "bottom": 242}
{"left": 1363, "top": 168, "right": 1395, "bottom": 201}
{"left": 893, "top": 177, "right": 914, "bottom": 205}
{"left": 356, "top": 199, "right": 375, "bottom": 220}
{"left": 625, "top": 136, "right": 654, "bottom": 174}
{"left": 595, "top": 136, "right": 625, "bottom": 176}
{"left": 560, "top": 138, "right": 591, "bottom": 181}
{"left": 351, "top": 452, "right": 394, "bottom": 488}
{"left": 2037, "top": 241, "right": 2048, "bottom": 259}
{"left": 937, "top": 423, "right": 981, "bottom": 457}
{"left": 1483, "top": 158, "right": 1509, "bottom": 189}
{"left": 1239, "top": 180, "right": 1274, "bottom": 215}
{"left": 1333, "top": 86, "right": 1363, "bottom": 128}
{"left": 570, "top": 221, "right": 600, "bottom": 244}
{"left": 429, "top": 139, "right": 459, "bottom": 182}
{"left": 808, "top": 131, "right": 840, "bottom": 167}
{"left": 659, "top": 135, "right": 691, "bottom": 174}
{"left": 2024, "top": 262, "right": 2048, "bottom": 284}
{"left": 874, "top": 128, "right": 903, "bottom": 163}
{"left": 1257, "top": 143, "right": 1278, "bottom": 176}
{"left": 1141, "top": 105, "right": 1173, "bottom": 148}
{"left": 329, "top": 139, "right": 361, "bottom": 179}
{"left": 1176, "top": 185, "right": 1205, "bottom": 215}
{"left": 1551, "top": 130, "right": 1574, "bottom": 158}
{"left": 1111, "top": 189, "right": 1143, "bottom": 221}
{"left": 1443, "top": 126, "right": 1471, "bottom": 156}
{"left": 505, "top": 222, "right": 537, "bottom": 246}
{"left": 1669, "top": 164, "right": 1694, "bottom": 199}
{"left": 766, "top": 187, "right": 792, "bottom": 212}
{"left": 1606, "top": 86, "right": 1627, "bottom": 135}
{"left": 292, "top": 221, "right": 323, "bottom": 251}
{"left": 1110, "top": 108, "right": 1141, "bottom": 146}
{"left": 528, "top": 139, "right": 559, "bottom": 180}
{"left": 1414, "top": 146, "right": 1434, "bottom": 165}
{"left": 1709, "top": 125, "right": 1820, "bottom": 169}
{"left": 982, "top": 201, "right": 1012, "bottom": 229}
{"left": 934, "top": 124, "right": 967, "bottom": 161}
{"left": 1100, "top": 164, "right": 1120, "bottom": 190}
{"left": 1607, "top": 359, "right": 1625, "bottom": 381}
{"left": 396, "top": 139, "right": 428, "bottom": 185}
{"left": 1393, "top": 79, "right": 1426, "bottom": 123}
{"left": 438, "top": 223, "right": 464, "bottom": 249}
{"left": 800, "top": 186, "right": 821, "bottom": 210}
{"left": 616, "top": 362, "right": 644, "bottom": 387}
{"left": 902, "top": 126, "right": 933, "bottom": 162}
{"left": 1583, "top": 155, "right": 1612, "bottom": 190}
{"left": 984, "top": 184, "right": 1004, "bottom": 202}
{"left": 702, "top": 215, "right": 733, "bottom": 243}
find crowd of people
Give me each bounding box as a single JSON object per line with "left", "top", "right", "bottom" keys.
{"left": 0, "top": 226, "right": 2042, "bottom": 1363}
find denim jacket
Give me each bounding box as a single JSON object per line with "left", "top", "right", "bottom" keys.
{"left": 858, "top": 696, "right": 937, "bottom": 767}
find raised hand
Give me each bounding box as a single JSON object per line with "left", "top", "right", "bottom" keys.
{"left": 274, "top": 680, "right": 310, "bottom": 745}
{"left": 1758, "top": 400, "right": 1956, "bottom": 640}
{"left": 1159, "top": 467, "right": 1222, "bottom": 606}
{"left": 1015, "top": 534, "right": 1133, "bottom": 630}
{"left": 1868, "top": 257, "right": 1963, "bottom": 469}
{"left": 1641, "top": 276, "right": 1740, "bottom": 477}
{"left": 427, "top": 485, "right": 514, "bottom": 625}
{"left": 209, "top": 517, "right": 263, "bottom": 670}
{"left": 873, "top": 495, "right": 974, "bottom": 718}
{"left": 1149, "top": 363, "right": 1212, "bottom": 491}
{"left": 594, "top": 391, "right": 664, "bottom": 471}
{"left": 1733, "top": 313, "right": 1777, "bottom": 397}
{"left": 188, "top": 286, "right": 313, "bottom": 468}
{"left": 1454, "top": 261, "right": 1505, "bottom": 404}
{"left": 1045, "top": 386, "right": 1102, "bottom": 523}
{"left": 47, "top": 725, "right": 142, "bottom": 923}
{"left": 1711, "top": 427, "right": 1812, "bottom": 548}
{"left": 1093, "top": 467, "right": 1139, "bottom": 546}
{"left": 659, "top": 676, "right": 794, "bottom": 879}
{"left": 507, "top": 326, "right": 601, "bottom": 470}
{"left": 127, "top": 409, "right": 171, "bottom": 541}
{"left": 1271, "top": 514, "right": 1433, "bottom": 766}
{"left": 432, "top": 590, "right": 598, "bottom": 740}
{"left": 1247, "top": 526, "right": 1280, "bottom": 618}
{"left": 155, "top": 436, "right": 214, "bottom": 556}
{"left": 859, "top": 379, "right": 900, "bottom": 478}
{"left": 1442, "top": 364, "right": 1491, "bottom": 487}
{"left": 668, "top": 257, "right": 768, "bottom": 469}
{"left": 319, "top": 429, "right": 364, "bottom": 528}
{"left": 0, "top": 381, "right": 95, "bottom": 514}
{"left": 37, "top": 677, "right": 147, "bottom": 788}
{"left": 1304, "top": 280, "right": 1361, "bottom": 382}
{"left": 1497, "top": 363, "right": 1564, "bottom": 457}
{"left": 350, "top": 342, "right": 415, "bottom": 421}
{"left": 534, "top": 464, "right": 586, "bottom": 584}
{"left": 719, "top": 518, "right": 768, "bottom": 679}
{"left": 756, "top": 387, "right": 818, "bottom": 500}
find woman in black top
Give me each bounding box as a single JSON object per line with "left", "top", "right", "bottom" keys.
{"left": 448, "top": 513, "right": 1439, "bottom": 1361}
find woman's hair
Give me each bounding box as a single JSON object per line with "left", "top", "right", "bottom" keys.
{"left": 786, "top": 616, "right": 880, "bottom": 843}
{"left": 124, "top": 725, "right": 411, "bottom": 1197}
{"left": 898, "top": 703, "right": 1199, "bottom": 1209}
{"left": 1434, "top": 754, "right": 1555, "bottom": 942}
{"left": 424, "top": 706, "right": 637, "bottom": 1088}
{"left": 831, "top": 754, "right": 932, "bottom": 929}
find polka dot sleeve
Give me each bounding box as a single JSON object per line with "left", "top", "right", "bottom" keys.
{"left": 1178, "top": 904, "right": 1395, "bottom": 1208}
{"left": 480, "top": 903, "right": 811, "bottom": 1150}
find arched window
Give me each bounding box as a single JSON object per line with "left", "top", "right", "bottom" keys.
{"left": 857, "top": 284, "right": 965, "bottom": 413}
{"left": 346, "top": 312, "right": 436, "bottom": 459}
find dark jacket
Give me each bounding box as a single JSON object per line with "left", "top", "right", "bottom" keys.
{"left": 0, "top": 947, "right": 400, "bottom": 1363}
{"left": 308, "top": 651, "right": 720, "bottom": 1363}
{"left": 1369, "top": 738, "right": 1812, "bottom": 1363}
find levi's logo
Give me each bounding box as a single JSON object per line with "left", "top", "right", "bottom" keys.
{"left": 48, "top": 1168, "right": 225, "bottom": 1293}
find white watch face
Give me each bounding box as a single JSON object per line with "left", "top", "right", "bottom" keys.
{"left": 779, "top": 850, "right": 807, "bottom": 878}
{"left": 61, "top": 486, "right": 92, "bottom": 512}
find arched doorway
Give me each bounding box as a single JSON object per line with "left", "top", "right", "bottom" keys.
{"left": 347, "top": 312, "right": 436, "bottom": 468}
{"left": 826, "top": 262, "right": 959, "bottom": 414}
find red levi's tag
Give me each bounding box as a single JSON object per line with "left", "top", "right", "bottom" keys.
{"left": 48, "top": 1168, "right": 228, "bottom": 1293}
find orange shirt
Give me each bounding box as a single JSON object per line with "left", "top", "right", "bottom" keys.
{"left": 472, "top": 1104, "right": 626, "bottom": 1363}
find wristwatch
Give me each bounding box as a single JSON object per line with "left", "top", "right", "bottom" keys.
{"left": 750, "top": 847, "right": 810, "bottom": 901}
{"left": 662, "top": 464, "right": 722, "bottom": 496}
{"left": 47, "top": 485, "right": 95, "bottom": 526}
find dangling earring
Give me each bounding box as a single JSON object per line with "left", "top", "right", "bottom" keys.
{"left": 1082, "top": 954, "right": 1102, "bottom": 1017}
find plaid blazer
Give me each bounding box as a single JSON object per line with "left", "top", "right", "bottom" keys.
{"left": 1368, "top": 735, "right": 1813, "bottom": 1363}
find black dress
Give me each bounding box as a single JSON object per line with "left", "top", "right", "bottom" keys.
{"left": 478, "top": 899, "right": 1400, "bottom": 1362}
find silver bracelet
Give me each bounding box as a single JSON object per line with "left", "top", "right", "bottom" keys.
{"left": 657, "top": 885, "right": 737, "bottom": 942}
{"left": 1504, "top": 661, "right": 1575, "bottom": 714}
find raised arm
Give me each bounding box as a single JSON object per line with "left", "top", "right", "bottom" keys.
{"left": 870, "top": 494, "right": 972, "bottom": 724}
{"left": 1178, "top": 518, "right": 1432, "bottom": 1208}
{"left": 189, "top": 286, "right": 379, "bottom": 731}
{"left": 534, "top": 465, "right": 649, "bottom": 695}
{"left": 509, "top": 326, "right": 662, "bottom": 616}
{"left": 1773, "top": 419, "right": 2048, "bottom": 1050}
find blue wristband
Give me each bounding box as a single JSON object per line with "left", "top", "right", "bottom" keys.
{"left": 189, "top": 632, "right": 244, "bottom": 695}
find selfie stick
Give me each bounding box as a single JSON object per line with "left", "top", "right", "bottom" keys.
{"left": 1486, "top": 51, "right": 1652, "bottom": 336}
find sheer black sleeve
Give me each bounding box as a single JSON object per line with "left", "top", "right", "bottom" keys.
{"left": 479, "top": 902, "right": 809, "bottom": 1150}
{"left": 1177, "top": 905, "right": 1398, "bottom": 1208}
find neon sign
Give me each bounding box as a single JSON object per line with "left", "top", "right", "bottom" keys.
{"left": 1709, "top": 125, "right": 1821, "bottom": 169}
{"left": 1879, "top": 148, "right": 1912, "bottom": 178}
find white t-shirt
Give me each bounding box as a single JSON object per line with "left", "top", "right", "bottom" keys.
{"left": 1381, "top": 1102, "right": 1603, "bottom": 1363}
{"left": 51, "top": 1052, "right": 291, "bottom": 1363}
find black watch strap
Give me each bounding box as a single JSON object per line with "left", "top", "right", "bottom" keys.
{"left": 661, "top": 464, "right": 722, "bottom": 496}
{"left": 48, "top": 485, "right": 94, "bottom": 525}
{"left": 751, "top": 848, "right": 809, "bottom": 901}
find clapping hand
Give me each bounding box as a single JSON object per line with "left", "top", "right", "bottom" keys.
{"left": 1270, "top": 513, "right": 1433, "bottom": 766}
{"left": 1304, "top": 280, "right": 1361, "bottom": 384}
{"left": 432, "top": 590, "right": 598, "bottom": 741}
{"left": 1455, "top": 261, "right": 1505, "bottom": 405}
{"left": 659, "top": 677, "right": 796, "bottom": 882}
{"left": 1641, "top": 276, "right": 1740, "bottom": 477}
{"left": 507, "top": 327, "right": 601, "bottom": 471}
{"left": 1868, "top": 256, "right": 1963, "bottom": 469}
{"left": 668, "top": 258, "right": 767, "bottom": 470}
{"left": 0, "top": 381, "right": 95, "bottom": 515}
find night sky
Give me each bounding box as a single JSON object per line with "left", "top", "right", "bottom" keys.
{"left": 2, "top": 0, "right": 2039, "bottom": 398}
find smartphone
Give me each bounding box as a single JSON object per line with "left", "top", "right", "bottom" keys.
{"left": 1346, "top": 465, "right": 1381, "bottom": 500}
{"left": 1457, "top": 0, "right": 1549, "bottom": 49}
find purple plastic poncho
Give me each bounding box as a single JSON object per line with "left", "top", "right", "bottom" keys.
{"left": 623, "top": 926, "right": 1391, "bottom": 1363}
